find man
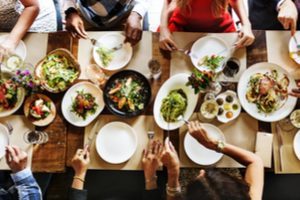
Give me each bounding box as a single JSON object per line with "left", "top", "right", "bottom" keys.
{"left": 63, "top": 0, "right": 149, "bottom": 45}
{"left": 249, "top": 0, "right": 299, "bottom": 35}
{"left": 0, "top": 145, "right": 42, "bottom": 200}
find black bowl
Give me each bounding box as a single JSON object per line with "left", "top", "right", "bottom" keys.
{"left": 103, "top": 70, "right": 151, "bottom": 117}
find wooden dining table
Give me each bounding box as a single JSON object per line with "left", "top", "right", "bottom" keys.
{"left": 9, "top": 30, "right": 298, "bottom": 173}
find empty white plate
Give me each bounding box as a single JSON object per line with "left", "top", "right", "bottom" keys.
{"left": 0, "top": 123, "right": 9, "bottom": 159}
{"left": 184, "top": 123, "right": 225, "bottom": 165}
{"left": 95, "top": 122, "right": 137, "bottom": 164}
{"left": 293, "top": 130, "right": 300, "bottom": 160}
{"left": 0, "top": 34, "right": 27, "bottom": 60}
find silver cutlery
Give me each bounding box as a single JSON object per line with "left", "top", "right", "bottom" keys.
{"left": 5, "top": 122, "right": 13, "bottom": 135}
{"left": 86, "top": 119, "right": 101, "bottom": 147}
{"left": 89, "top": 37, "right": 123, "bottom": 52}
{"left": 176, "top": 115, "right": 189, "bottom": 125}
{"left": 147, "top": 131, "right": 155, "bottom": 140}
{"left": 293, "top": 35, "right": 300, "bottom": 51}
{"left": 276, "top": 124, "right": 284, "bottom": 172}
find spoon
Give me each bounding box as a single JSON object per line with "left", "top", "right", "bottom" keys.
{"left": 177, "top": 115, "right": 190, "bottom": 125}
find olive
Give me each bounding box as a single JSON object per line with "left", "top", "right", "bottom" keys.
{"left": 218, "top": 107, "right": 224, "bottom": 115}
{"left": 225, "top": 95, "right": 234, "bottom": 103}
{"left": 232, "top": 104, "right": 239, "bottom": 110}
{"left": 216, "top": 98, "right": 224, "bottom": 105}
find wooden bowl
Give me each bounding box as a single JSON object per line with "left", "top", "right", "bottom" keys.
{"left": 24, "top": 94, "right": 56, "bottom": 127}
{"left": 35, "top": 48, "right": 81, "bottom": 93}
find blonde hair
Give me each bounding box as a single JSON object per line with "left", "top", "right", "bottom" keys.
{"left": 176, "top": 0, "right": 228, "bottom": 17}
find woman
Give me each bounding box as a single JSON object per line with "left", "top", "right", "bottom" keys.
{"left": 159, "top": 0, "right": 255, "bottom": 51}
{"left": 0, "top": 0, "right": 59, "bottom": 52}
{"left": 161, "top": 121, "right": 264, "bottom": 200}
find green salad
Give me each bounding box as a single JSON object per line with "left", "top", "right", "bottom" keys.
{"left": 97, "top": 47, "right": 113, "bottom": 67}
{"left": 198, "top": 55, "right": 225, "bottom": 71}
{"left": 160, "top": 89, "right": 188, "bottom": 122}
{"left": 71, "top": 90, "right": 98, "bottom": 120}
{"left": 41, "top": 54, "right": 79, "bottom": 91}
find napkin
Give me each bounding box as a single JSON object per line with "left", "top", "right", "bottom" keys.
{"left": 255, "top": 132, "right": 273, "bottom": 168}
{"left": 272, "top": 122, "right": 300, "bottom": 174}
{"left": 179, "top": 113, "right": 258, "bottom": 168}
{"left": 170, "top": 32, "right": 246, "bottom": 82}
{"left": 84, "top": 115, "right": 163, "bottom": 170}
{"left": 266, "top": 31, "right": 300, "bottom": 80}
{"left": 0, "top": 115, "right": 34, "bottom": 170}
{"left": 77, "top": 31, "right": 152, "bottom": 79}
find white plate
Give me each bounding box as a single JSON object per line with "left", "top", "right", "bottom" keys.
{"left": 62, "top": 81, "right": 105, "bottom": 127}
{"left": 0, "top": 123, "right": 9, "bottom": 159}
{"left": 289, "top": 32, "right": 300, "bottom": 64}
{"left": 184, "top": 123, "right": 224, "bottom": 165}
{"left": 95, "top": 122, "right": 137, "bottom": 164}
{"left": 93, "top": 33, "right": 132, "bottom": 71}
{"left": 238, "top": 62, "right": 297, "bottom": 122}
{"left": 190, "top": 36, "right": 229, "bottom": 73}
{"left": 293, "top": 130, "right": 300, "bottom": 160}
{"left": 216, "top": 90, "right": 241, "bottom": 123}
{"left": 153, "top": 73, "right": 198, "bottom": 130}
{"left": 0, "top": 34, "right": 27, "bottom": 60}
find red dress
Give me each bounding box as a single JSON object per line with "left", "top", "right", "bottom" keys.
{"left": 168, "top": 0, "right": 236, "bottom": 32}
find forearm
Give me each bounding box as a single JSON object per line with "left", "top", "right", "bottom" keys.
{"left": 160, "top": 0, "right": 174, "bottom": 30}
{"left": 7, "top": 5, "right": 39, "bottom": 48}
{"left": 166, "top": 171, "right": 181, "bottom": 200}
{"left": 133, "top": 0, "right": 149, "bottom": 18}
{"left": 230, "top": 0, "right": 251, "bottom": 26}
{"left": 72, "top": 172, "right": 86, "bottom": 190}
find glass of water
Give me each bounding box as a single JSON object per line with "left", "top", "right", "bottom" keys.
{"left": 23, "top": 130, "right": 49, "bottom": 144}
{"left": 148, "top": 59, "right": 161, "bottom": 80}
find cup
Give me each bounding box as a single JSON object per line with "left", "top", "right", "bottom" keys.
{"left": 86, "top": 64, "right": 107, "bottom": 87}
{"left": 23, "top": 130, "right": 49, "bottom": 144}
{"left": 148, "top": 59, "right": 161, "bottom": 80}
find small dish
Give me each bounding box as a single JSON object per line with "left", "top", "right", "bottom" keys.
{"left": 24, "top": 94, "right": 56, "bottom": 127}
{"left": 0, "top": 123, "right": 9, "bottom": 159}
{"left": 290, "top": 109, "right": 300, "bottom": 128}
{"left": 93, "top": 33, "right": 133, "bottom": 71}
{"left": 215, "top": 90, "right": 241, "bottom": 123}
{"left": 289, "top": 33, "right": 300, "bottom": 64}
{"left": 293, "top": 130, "right": 300, "bottom": 160}
{"left": 95, "top": 122, "right": 137, "bottom": 164}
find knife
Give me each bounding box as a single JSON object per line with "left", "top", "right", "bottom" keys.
{"left": 85, "top": 118, "right": 101, "bottom": 147}
{"left": 276, "top": 124, "right": 284, "bottom": 172}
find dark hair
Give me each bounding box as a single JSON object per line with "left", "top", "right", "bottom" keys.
{"left": 185, "top": 169, "right": 250, "bottom": 200}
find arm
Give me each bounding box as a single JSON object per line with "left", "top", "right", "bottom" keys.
{"left": 159, "top": 0, "right": 178, "bottom": 51}
{"left": 188, "top": 121, "right": 264, "bottom": 200}
{"left": 277, "top": 0, "right": 298, "bottom": 35}
{"left": 69, "top": 146, "right": 90, "bottom": 200}
{"left": 2, "top": 0, "right": 39, "bottom": 51}
{"left": 5, "top": 145, "right": 42, "bottom": 200}
{"left": 229, "top": 0, "right": 255, "bottom": 47}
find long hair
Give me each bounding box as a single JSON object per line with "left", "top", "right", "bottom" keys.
{"left": 176, "top": 0, "right": 228, "bottom": 17}
{"left": 185, "top": 169, "right": 251, "bottom": 200}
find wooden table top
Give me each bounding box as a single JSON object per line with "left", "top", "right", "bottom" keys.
{"left": 25, "top": 30, "right": 295, "bottom": 172}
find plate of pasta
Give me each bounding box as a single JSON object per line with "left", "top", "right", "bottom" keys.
{"left": 238, "top": 62, "right": 297, "bottom": 122}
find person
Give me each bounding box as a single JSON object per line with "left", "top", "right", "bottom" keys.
{"left": 0, "top": 0, "right": 59, "bottom": 53}
{"left": 0, "top": 145, "right": 42, "bottom": 200}
{"left": 159, "top": 0, "right": 255, "bottom": 51}
{"left": 290, "top": 81, "right": 300, "bottom": 97}
{"left": 63, "top": 0, "right": 149, "bottom": 45}
{"left": 248, "top": 0, "right": 298, "bottom": 35}
{"left": 160, "top": 121, "right": 264, "bottom": 200}
{"left": 69, "top": 141, "right": 163, "bottom": 200}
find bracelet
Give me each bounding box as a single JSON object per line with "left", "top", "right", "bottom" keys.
{"left": 65, "top": 7, "right": 78, "bottom": 19}
{"left": 145, "top": 175, "right": 157, "bottom": 183}
{"left": 73, "top": 176, "right": 85, "bottom": 182}
{"left": 166, "top": 183, "right": 181, "bottom": 197}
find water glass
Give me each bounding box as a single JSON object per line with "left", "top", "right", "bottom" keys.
{"left": 23, "top": 130, "right": 49, "bottom": 144}
{"left": 148, "top": 59, "right": 161, "bottom": 80}
{"left": 86, "top": 64, "right": 107, "bottom": 87}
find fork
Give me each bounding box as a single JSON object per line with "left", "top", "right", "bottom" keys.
{"left": 293, "top": 35, "right": 300, "bottom": 51}
{"left": 5, "top": 122, "right": 13, "bottom": 135}
{"left": 177, "top": 115, "right": 190, "bottom": 125}
{"left": 147, "top": 131, "right": 155, "bottom": 140}
{"left": 89, "top": 37, "right": 123, "bottom": 52}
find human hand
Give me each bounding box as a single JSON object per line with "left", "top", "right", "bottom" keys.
{"left": 235, "top": 23, "right": 255, "bottom": 48}
{"left": 159, "top": 27, "right": 178, "bottom": 51}
{"left": 278, "top": 0, "right": 298, "bottom": 35}
{"left": 124, "top": 12, "right": 143, "bottom": 46}
{"left": 65, "top": 12, "right": 88, "bottom": 39}
{"left": 71, "top": 145, "right": 90, "bottom": 178}
{"left": 161, "top": 137, "right": 180, "bottom": 176}
{"left": 188, "top": 121, "right": 218, "bottom": 151}
{"left": 142, "top": 140, "right": 163, "bottom": 181}
{"left": 5, "top": 145, "right": 28, "bottom": 173}
{"left": 289, "top": 82, "right": 300, "bottom": 97}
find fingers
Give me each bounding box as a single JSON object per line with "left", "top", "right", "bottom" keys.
{"left": 74, "top": 25, "right": 87, "bottom": 39}
{"left": 290, "top": 19, "right": 296, "bottom": 36}
{"left": 159, "top": 39, "right": 178, "bottom": 51}
{"left": 164, "top": 137, "right": 171, "bottom": 152}
{"left": 289, "top": 92, "right": 300, "bottom": 98}
{"left": 6, "top": 145, "right": 17, "bottom": 159}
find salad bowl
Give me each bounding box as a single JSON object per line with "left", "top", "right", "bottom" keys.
{"left": 35, "top": 48, "right": 81, "bottom": 93}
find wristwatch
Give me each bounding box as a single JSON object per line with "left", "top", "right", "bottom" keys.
{"left": 216, "top": 140, "right": 225, "bottom": 152}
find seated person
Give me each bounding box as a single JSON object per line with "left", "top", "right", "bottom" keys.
{"left": 0, "top": 145, "right": 42, "bottom": 200}
{"left": 63, "top": 0, "right": 149, "bottom": 45}
{"left": 159, "top": 0, "right": 255, "bottom": 51}
{"left": 0, "top": 0, "right": 58, "bottom": 52}
{"left": 290, "top": 81, "right": 300, "bottom": 97}
{"left": 249, "top": 0, "right": 298, "bottom": 35}
{"left": 69, "top": 141, "right": 163, "bottom": 200}
{"left": 160, "top": 121, "right": 264, "bottom": 200}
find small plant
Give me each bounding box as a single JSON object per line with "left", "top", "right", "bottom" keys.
{"left": 12, "top": 69, "right": 41, "bottom": 95}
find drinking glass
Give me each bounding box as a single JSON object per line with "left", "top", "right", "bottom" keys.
{"left": 86, "top": 64, "right": 107, "bottom": 87}
{"left": 148, "top": 59, "right": 161, "bottom": 80}
{"left": 221, "top": 58, "right": 240, "bottom": 87}
{"left": 23, "top": 130, "right": 49, "bottom": 144}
